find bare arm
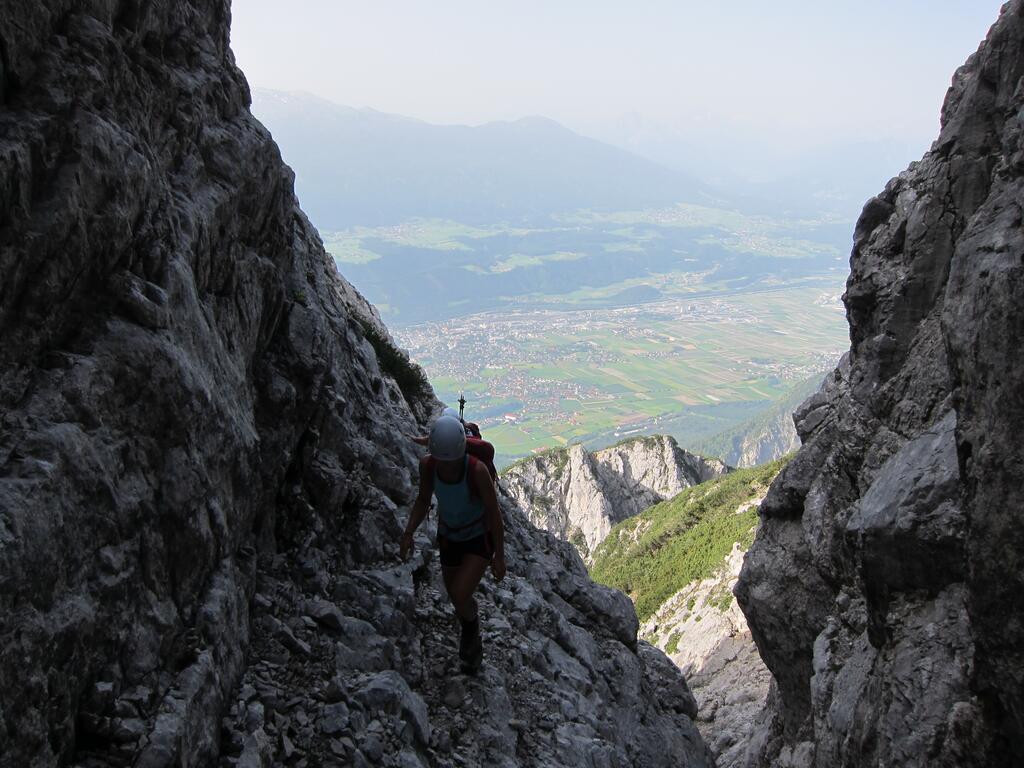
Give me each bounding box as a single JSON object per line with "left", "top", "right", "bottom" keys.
{"left": 400, "top": 459, "right": 433, "bottom": 559}
{"left": 474, "top": 462, "right": 505, "bottom": 578}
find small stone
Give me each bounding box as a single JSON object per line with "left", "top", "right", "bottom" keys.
{"left": 361, "top": 733, "right": 384, "bottom": 763}
{"left": 109, "top": 718, "right": 146, "bottom": 744}
{"left": 90, "top": 681, "right": 117, "bottom": 713}
{"left": 442, "top": 680, "right": 465, "bottom": 710}
{"left": 281, "top": 732, "right": 296, "bottom": 759}
{"left": 237, "top": 730, "right": 273, "bottom": 768}
{"left": 397, "top": 748, "right": 425, "bottom": 768}
{"left": 325, "top": 677, "right": 349, "bottom": 704}
{"left": 305, "top": 598, "right": 347, "bottom": 633}
{"left": 431, "top": 729, "right": 451, "bottom": 752}
{"left": 354, "top": 671, "right": 432, "bottom": 745}
{"left": 321, "top": 701, "right": 350, "bottom": 735}
{"left": 244, "top": 701, "right": 264, "bottom": 733}
{"left": 114, "top": 699, "right": 140, "bottom": 718}
{"left": 239, "top": 684, "right": 258, "bottom": 703}
{"left": 264, "top": 650, "right": 289, "bottom": 665}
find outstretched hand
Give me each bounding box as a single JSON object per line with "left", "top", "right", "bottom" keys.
{"left": 407, "top": 434, "right": 429, "bottom": 446}
{"left": 491, "top": 553, "right": 506, "bottom": 581}
{"left": 399, "top": 531, "right": 414, "bottom": 561}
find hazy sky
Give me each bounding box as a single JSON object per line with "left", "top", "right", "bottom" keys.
{"left": 231, "top": 1, "right": 1003, "bottom": 153}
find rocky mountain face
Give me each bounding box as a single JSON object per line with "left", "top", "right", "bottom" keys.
{"left": 695, "top": 375, "right": 824, "bottom": 469}
{"left": 735, "top": 3, "right": 1024, "bottom": 766}
{"left": 0, "top": 3, "right": 710, "bottom": 767}
{"left": 643, "top": 545, "right": 771, "bottom": 768}
{"left": 719, "top": 416, "right": 796, "bottom": 471}
{"left": 502, "top": 436, "right": 728, "bottom": 559}
{"left": 588, "top": 459, "right": 784, "bottom": 768}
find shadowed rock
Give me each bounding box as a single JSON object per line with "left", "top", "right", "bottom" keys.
{"left": 736, "top": 3, "right": 1024, "bottom": 765}
{"left": 0, "top": 2, "right": 711, "bottom": 766}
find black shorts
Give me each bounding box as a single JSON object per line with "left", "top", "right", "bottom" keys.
{"left": 438, "top": 533, "right": 493, "bottom": 568}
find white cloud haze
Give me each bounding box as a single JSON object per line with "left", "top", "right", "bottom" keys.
{"left": 230, "top": 1, "right": 1004, "bottom": 183}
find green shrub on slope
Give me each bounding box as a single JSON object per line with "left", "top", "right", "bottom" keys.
{"left": 358, "top": 319, "right": 430, "bottom": 404}
{"left": 500, "top": 445, "right": 570, "bottom": 477}
{"left": 590, "top": 456, "right": 789, "bottom": 622}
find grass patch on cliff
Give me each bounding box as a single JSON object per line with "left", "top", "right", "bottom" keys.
{"left": 590, "top": 456, "right": 789, "bottom": 622}
{"left": 358, "top": 319, "right": 430, "bottom": 404}
{"left": 606, "top": 434, "right": 664, "bottom": 452}
{"left": 500, "top": 445, "right": 570, "bottom": 477}
{"left": 665, "top": 632, "right": 682, "bottom": 655}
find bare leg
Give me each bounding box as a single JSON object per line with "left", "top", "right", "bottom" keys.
{"left": 442, "top": 555, "right": 489, "bottom": 621}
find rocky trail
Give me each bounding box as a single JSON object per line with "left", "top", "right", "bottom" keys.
{"left": 209, "top": 491, "right": 714, "bottom": 768}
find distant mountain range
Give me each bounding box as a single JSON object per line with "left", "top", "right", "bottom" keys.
{"left": 580, "top": 113, "right": 925, "bottom": 220}
{"left": 251, "top": 89, "right": 719, "bottom": 229}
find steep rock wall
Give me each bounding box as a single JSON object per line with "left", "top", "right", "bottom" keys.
{"left": 503, "top": 436, "right": 727, "bottom": 558}
{"left": 696, "top": 376, "right": 826, "bottom": 469}
{"left": 644, "top": 545, "right": 771, "bottom": 768}
{"left": 736, "top": 4, "right": 1024, "bottom": 766}
{"left": 0, "top": 3, "right": 711, "bottom": 767}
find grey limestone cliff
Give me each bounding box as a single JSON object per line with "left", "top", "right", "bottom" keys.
{"left": 736, "top": 3, "right": 1024, "bottom": 766}
{"left": 0, "top": 3, "right": 710, "bottom": 767}
{"left": 696, "top": 376, "right": 825, "bottom": 469}
{"left": 644, "top": 545, "right": 771, "bottom": 768}
{"left": 502, "top": 436, "right": 728, "bottom": 559}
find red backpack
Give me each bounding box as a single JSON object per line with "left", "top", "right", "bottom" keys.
{"left": 466, "top": 437, "right": 497, "bottom": 480}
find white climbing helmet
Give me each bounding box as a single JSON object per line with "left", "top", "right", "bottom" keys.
{"left": 441, "top": 406, "right": 461, "bottom": 421}
{"left": 429, "top": 415, "right": 467, "bottom": 461}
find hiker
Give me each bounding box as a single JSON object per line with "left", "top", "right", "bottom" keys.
{"left": 407, "top": 407, "right": 497, "bottom": 478}
{"left": 399, "top": 415, "right": 506, "bottom": 672}
{"left": 408, "top": 407, "right": 481, "bottom": 443}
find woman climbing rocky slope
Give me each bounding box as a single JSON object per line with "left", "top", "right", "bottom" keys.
{"left": 0, "top": 2, "right": 709, "bottom": 766}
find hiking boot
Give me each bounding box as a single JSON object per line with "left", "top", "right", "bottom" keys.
{"left": 459, "top": 618, "right": 482, "bottom": 673}
{"left": 458, "top": 618, "right": 479, "bottom": 659}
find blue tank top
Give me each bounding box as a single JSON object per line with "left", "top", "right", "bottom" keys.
{"left": 434, "top": 455, "right": 486, "bottom": 541}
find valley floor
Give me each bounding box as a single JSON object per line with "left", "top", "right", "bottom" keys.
{"left": 398, "top": 281, "right": 845, "bottom": 466}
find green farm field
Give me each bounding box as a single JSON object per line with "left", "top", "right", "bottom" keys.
{"left": 327, "top": 206, "right": 851, "bottom": 324}
{"left": 397, "top": 278, "right": 848, "bottom": 465}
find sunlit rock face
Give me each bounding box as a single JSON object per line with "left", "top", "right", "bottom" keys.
{"left": 503, "top": 435, "right": 728, "bottom": 559}
{"left": 724, "top": 414, "right": 800, "bottom": 469}
{"left": 736, "top": 3, "right": 1024, "bottom": 766}
{"left": 0, "top": 3, "right": 712, "bottom": 766}
{"left": 644, "top": 542, "right": 772, "bottom": 768}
